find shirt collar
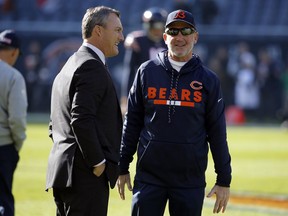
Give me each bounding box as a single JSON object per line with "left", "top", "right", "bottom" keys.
{"left": 82, "top": 42, "right": 106, "bottom": 65}
{"left": 168, "top": 56, "right": 186, "bottom": 72}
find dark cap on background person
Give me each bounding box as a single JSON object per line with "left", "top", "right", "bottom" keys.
{"left": 165, "top": 9, "right": 196, "bottom": 29}
{"left": 0, "top": 29, "right": 21, "bottom": 51}
{"left": 142, "top": 7, "right": 168, "bottom": 30}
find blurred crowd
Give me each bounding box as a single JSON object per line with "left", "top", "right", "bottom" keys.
{"left": 20, "top": 37, "right": 288, "bottom": 125}
{"left": 1, "top": 0, "right": 288, "bottom": 125}
{"left": 196, "top": 41, "right": 288, "bottom": 124}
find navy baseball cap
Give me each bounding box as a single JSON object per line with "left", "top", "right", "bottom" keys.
{"left": 0, "top": 29, "right": 21, "bottom": 50}
{"left": 165, "top": 10, "right": 196, "bottom": 29}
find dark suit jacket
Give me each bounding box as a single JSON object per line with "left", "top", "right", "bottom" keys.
{"left": 46, "top": 46, "right": 123, "bottom": 190}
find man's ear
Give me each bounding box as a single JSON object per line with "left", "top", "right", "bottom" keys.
{"left": 194, "top": 32, "right": 199, "bottom": 44}
{"left": 12, "top": 48, "right": 20, "bottom": 57}
{"left": 93, "top": 25, "right": 102, "bottom": 37}
{"left": 163, "top": 33, "right": 167, "bottom": 43}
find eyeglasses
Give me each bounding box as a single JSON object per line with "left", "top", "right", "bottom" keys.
{"left": 165, "top": 27, "right": 196, "bottom": 36}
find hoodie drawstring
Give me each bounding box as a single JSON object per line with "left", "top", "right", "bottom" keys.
{"left": 168, "top": 70, "right": 180, "bottom": 123}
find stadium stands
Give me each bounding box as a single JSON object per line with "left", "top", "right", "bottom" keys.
{"left": 1, "top": 0, "right": 288, "bottom": 39}
{"left": 0, "top": 0, "right": 287, "bottom": 121}
{"left": 1, "top": 0, "right": 288, "bottom": 34}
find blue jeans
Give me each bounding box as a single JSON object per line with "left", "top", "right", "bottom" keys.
{"left": 0, "top": 144, "right": 19, "bottom": 216}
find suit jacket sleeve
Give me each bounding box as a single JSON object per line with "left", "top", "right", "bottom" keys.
{"left": 70, "top": 59, "right": 107, "bottom": 167}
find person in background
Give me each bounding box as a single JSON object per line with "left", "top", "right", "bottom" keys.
{"left": 45, "top": 6, "right": 124, "bottom": 216}
{"left": 280, "top": 57, "right": 288, "bottom": 127}
{"left": 198, "top": 0, "right": 219, "bottom": 24}
{"left": 257, "top": 47, "right": 283, "bottom": 122}
{"left": 121, "top": 7, "right": 168, "bottom": 113}
{"left": 234, "top": 51, "right": 260, "bottom": 121}
{"left": 0, "top": 29, "right": 27, "bottom": 216}
{"left": 23, "top": 40, "right": 41, "bottom": 112}
{"left": 117, "top": 9, "right": 232, "bottom": 216}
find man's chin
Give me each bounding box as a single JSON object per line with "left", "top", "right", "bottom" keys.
{"left": 107, "top": 49, "right": 119, "bottom": 57}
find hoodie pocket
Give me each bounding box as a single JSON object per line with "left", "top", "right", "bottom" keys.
{"left": 137, "top": 140, "right": 207, "bottom": 181}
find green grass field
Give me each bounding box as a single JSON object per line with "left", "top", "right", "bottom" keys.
{"left": 13, "top": 118, "right": 288, "bottom": 216}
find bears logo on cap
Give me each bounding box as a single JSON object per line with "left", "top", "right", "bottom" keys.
{"left": 165, "top": 10, "right": 196, "bottom": 29}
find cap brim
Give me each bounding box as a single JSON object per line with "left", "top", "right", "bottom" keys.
{"left": 165, "top": 20, "right": 196, "bottom": 29}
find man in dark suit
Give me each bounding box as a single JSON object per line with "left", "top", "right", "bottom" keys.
{"left": 46, "top": 6, "right": 124, "bottom": 216}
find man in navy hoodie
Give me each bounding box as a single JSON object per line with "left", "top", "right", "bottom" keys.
{"left": 117, "top": 9, "right": 232, "bottom": 216}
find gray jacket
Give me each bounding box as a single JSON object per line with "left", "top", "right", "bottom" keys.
{"left": 0, "top": 60, "right": 27, "bottom": 151}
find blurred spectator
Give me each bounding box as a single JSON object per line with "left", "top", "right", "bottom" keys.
{"left": 279, "top": 57, "right": 288, "bottom": 127}
{"left": 227, "top": 41, "right": 252, "bottom": 78}
{"left": 234, "top": 48, "right": 260, "bottom": 121}
{"left": 121, "top": 7, "right": 168, "bottom": 113}
{"left": 257, "top": 47, "right": 284, "bottom": 121}
{"left": 208, "top": 45, "right": 234, "bottom": 106}
{"left": 198, "top": 0, "right": 219, "bottom": 24}
{"left": 227, "top": 41, "right": 261, "bottom": 121}
{"left": 24, "top": 40, "right": 41, "bottom": 112}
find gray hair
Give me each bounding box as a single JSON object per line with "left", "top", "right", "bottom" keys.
{"left": 81, "top": 6, "right": 120, "bottom": 39}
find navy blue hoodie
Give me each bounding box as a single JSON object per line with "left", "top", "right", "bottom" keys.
{"left": 119, "top": 50, "right": 231, "bottom": 188}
